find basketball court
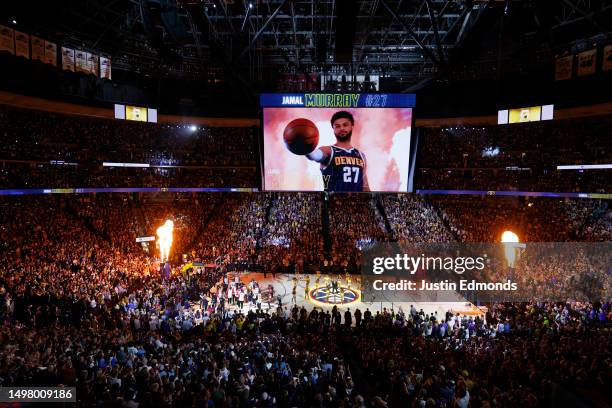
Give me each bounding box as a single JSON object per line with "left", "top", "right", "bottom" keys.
{"left": 220, "top": 272, "right": 485, "bottom": 319}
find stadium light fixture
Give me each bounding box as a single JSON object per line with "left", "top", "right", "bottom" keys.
{"left": 190, "top": 125, "right": 197, "bottom": 132}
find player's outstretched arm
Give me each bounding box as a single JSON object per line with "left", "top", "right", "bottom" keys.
{"left": 306, "top": 146, "right": 331, "bottom": 163}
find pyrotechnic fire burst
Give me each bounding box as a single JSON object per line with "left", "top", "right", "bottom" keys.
{"left": 156, "top": 219, "right": 174, "bottom": 263}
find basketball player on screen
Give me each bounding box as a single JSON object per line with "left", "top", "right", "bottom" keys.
{"left": 305, "top": 111, "right": 370, "bottom": 192}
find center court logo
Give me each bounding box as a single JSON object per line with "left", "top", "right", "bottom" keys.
{"left": 309, "top": 286, "right": 360, "bottom": 305}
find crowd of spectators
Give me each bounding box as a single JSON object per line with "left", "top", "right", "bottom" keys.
{"left": 416, "top": 118, "right": 612, "bottom": 192}
{"left": 417, "top": 168, "right": 610, "bottom": 193}
{"left": 0, "top": 192, "right": 610, "bottom": 407}
{"left": 350, "top": 300, "right": 610, "bottom": 407}
{"left": 259, "top": 193, "right": 325, "bottom": 273}
{"left": 582, "top": 209, "right": 612, "bottom": 241}
{"left": 381, "top": 194, "right": 455, "bottom": 243}
{"left": 0, "top": 107, "right": 257, "bottom": 165}
{"left": 429, "top": 195, "right": 603, "bottom": 242}
{"left": 0, "top": 106, "right": 257, "bottom": 188}
{"left": 0, "top": 164, "right": 258, "bottom": 189}
{"left": 328, "top": 194, "right": 389, "bottom": 271}
{"left": 2, "top": 192, "right": 608, "bottom": 273}
{"left": 188, "top": 194, "right": 270, "bottom": 269}
{"left": 2, "top": 106, "right": 611, "bottom": 193}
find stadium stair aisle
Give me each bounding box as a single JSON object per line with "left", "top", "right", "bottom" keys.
{"left": 322, "top": 193, "right": 332, "bottom": 253}
{"left": 374, "top": 194, "right": 395, "bottom": 240}
{"left": 132, "top": 199, "right": 148, "bottom": 238}
{"left": 337, "top": 334, "right": 366, "bottom": 400}
{"left": 200, "top": 194, "right": 225, "bottom": 229}
{"left": 65, "top": 199, "right": 112, "bottom": 243}
{"left": 265, "top": 192, "right": 275, "bottom": 223}
{"left": 176, "top": 194, "right": 225, "bottom": 254}
{"left": 255, "top": 193, "right": 274, "bottom": 251}
{"left": 426, "top": 195, "right": 462, "bottom": 241}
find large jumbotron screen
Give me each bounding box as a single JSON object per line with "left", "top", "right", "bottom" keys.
{"left": 261, "top": 93, "right": 415, "bottom": 192}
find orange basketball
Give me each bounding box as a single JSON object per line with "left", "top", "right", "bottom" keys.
{"left": 283, "top": 118, "right": 319, "bottom": 155}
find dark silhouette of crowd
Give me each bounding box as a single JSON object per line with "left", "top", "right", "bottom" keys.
{"left": 416, "top": 118, "right": 612, "bottom": 192}
{"left": 2, "top": 106, "right": 611, "bottom": 194}
{"left": 0, "top": 106, "right": 257, "bottom": 188}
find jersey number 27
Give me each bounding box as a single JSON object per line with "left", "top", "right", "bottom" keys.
{"left": 343, "top": 167, "right": 360, "bottom": 183}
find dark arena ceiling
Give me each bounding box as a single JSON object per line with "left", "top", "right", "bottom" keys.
{"left": 2, "top": 0, "right": 611, "bottom": 95}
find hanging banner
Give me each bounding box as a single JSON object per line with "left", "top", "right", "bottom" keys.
{"left": 577, "top": 49, "right": 596, "bottom": 76}
{"left": 14, "top": 30, "right": 29, "bottom": 58}
{"left": 0, "top": 25, "right": 14, "bottom": 54}
{"left": 88, "top": 53, "right": 99, "bottom": 76}
{"left": 44, "top": 41, "right": 57, "bottom": 66}
{"left": 554, "top": 55, "right": 573, "bottom": 81}
{"left": 83, "top": 52, "right": 91, "bottom": 74}
{"left": 603, "top": 44, "right": 612, "bottom": 72}
{"left": 61, "top": 47, "right": 75, "bottom": 71}
{"left": 100, "top": 56, "right": 111, "bottom": 79}
{"left": 31, "top": 35, "right": 44, "bottom": 61}
{"left": 75, "top": 49, "right": 86, "bottom": 72}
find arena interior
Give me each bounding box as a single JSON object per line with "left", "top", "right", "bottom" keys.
{"left": 0, "top": 1, "right": 611, "bottom": 407}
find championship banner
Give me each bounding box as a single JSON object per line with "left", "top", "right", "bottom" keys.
{"left": 75, "top": 50, "right": 86, "bottom": 72}
{"left": 31, "top": 35, "right": 44, "bottom": 61}
{"left": 577, "top": 49, "right": 596, "bottom": 76}
{"left": 14, "top": 30, "right": 29, "bottom": 58}
{"left": 88, "top": 53, "right": 99, "bottom": 76}
{"left": 603, "top": 44, "right": 612, "bottom": 72}
{"left": 100, "top": 56, "right": 111, "bottom": 79}
{"left": 44, "top": 41, "right": 57, "bottom": 66}
{"left": 84, "top": 52, "right": 91, "bottom": 75}
{"left": 83, "top": 52, "right": 91, "bottom": 74}
{"left": 554, "top": 55, "right": 573, "bottom": 81}
{"left": 61, "top": 47, "right": 75, "bottom": 71}
{"left": 0, "top": 25, "right": 14, "bottom": 54}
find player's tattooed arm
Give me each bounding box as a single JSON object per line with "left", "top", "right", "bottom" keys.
{"left": 306, "top": 146, "right": 331, "bottom": 163}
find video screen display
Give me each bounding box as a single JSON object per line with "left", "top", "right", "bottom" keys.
{"left": 114, "top": 105, "right": 158, "bottom": 123}
{"left": 509, "top": 106, "right": 541, "bottom": 123}
{"left": 498, "top": 104, "right": 553, "bottom": 124}
{"left": 261, "top": 93, "right": 415, "bottom": 192}
{"left": 126, "top": 105, "right": 147, "bottom": 122}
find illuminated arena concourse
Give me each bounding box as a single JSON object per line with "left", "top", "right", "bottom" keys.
{"left": 0, "top": 1, "right": 611, "bottom": 407}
